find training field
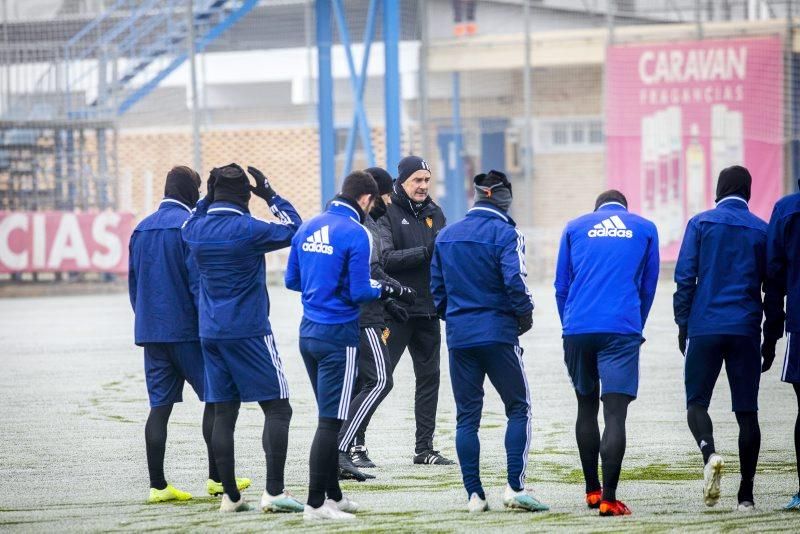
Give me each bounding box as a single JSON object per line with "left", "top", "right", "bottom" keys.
{"left": 2, "top": 283, "right": 800, "bottom": 533}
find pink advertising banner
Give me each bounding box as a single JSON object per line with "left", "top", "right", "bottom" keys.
{"left": 0, "top": 211, "right": 135, "bottom": 273}
{"left": 606, "top": 36, "right": 784, "bottom": 260}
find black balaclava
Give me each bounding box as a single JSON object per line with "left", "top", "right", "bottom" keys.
{"left": 594, "top": 190, "right": 628, "bottom": 211}
{"left": 365, "top": 166, "right": 393, "bottom": 220}
{"left": 164, "top": 166, "right": 200, "bottom": 208}
{"left": 473, "top": 170, "right": 512, "bottom": 212}
{"left": 715, "top": 165, "right": 752, "bottom": 203}
{"left": 212, "top": 163, "right": 250, "bottom": 211}
{"left": 334, "top": 194, "right": 366, "bottom": 224}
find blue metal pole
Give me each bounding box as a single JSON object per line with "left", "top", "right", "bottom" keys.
{"left": 383, "top": 0, "right": 401, "bottom": 172}
{"left": 451, "top": 71, "right": 465, "bottom": 219}
{"left": 317, "top": 0, "right": 336, "bottom": 207}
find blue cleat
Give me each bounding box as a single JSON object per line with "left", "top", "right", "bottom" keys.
{"left": 784, "top": 493, "right": 800, "bottom": 510}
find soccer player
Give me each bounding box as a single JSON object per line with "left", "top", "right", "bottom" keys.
{"left": 431, "top": 170, "right": 548, "bottom": 514}
{"left": 286, "top": 171, "right": 416, "bottom": 520}
{"left": 129, "top": 166, "right": 242, "bottom": 503}
{"left": 378, "top": 155, "right": 454, "bottom": 465}
{"left": 764, "top": 171, "right": 800, "bottom": 510}
{"left": 554, "top": 190, "right": 659, "bottom": 516}
{"left": 337, "top": 167, "right": 410, "bottom": 480}
{"left": 182, "top": 164, "right": 303, "bottom": 513}
{"left": 674, "top": 166, "right": 776, "bottom": 511}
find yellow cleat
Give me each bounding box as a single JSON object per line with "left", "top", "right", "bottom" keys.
{"left": 147, "top": 484, "right": 193, "bottom": 503}
{"left": 207, "top": 477, "right": 251, "bottom": 496}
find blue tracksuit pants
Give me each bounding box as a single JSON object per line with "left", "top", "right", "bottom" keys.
{"left": 449, "top": 343, "right": 531, "bottom": 497}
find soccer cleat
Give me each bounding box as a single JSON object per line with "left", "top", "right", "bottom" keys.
{"left": 207, "top": 477, "right": 252, "bottom": 496}
{"left": 303, "top": 500, "right": 356, "bottom": 521}
{"left": 339, "top": 452, "right": 375, "bottom": 481}
{"left": 468, "top": 493, "right": 488, "bottom": 513}
{"left": 585, "top": 489, "right": 602, "bottom": 509}
{"left": 260, "top": 490, "right": 304, "bottom": 513}
{"left": 703, "top": 454, "right": 724, "bottom": 507}
{"left": 350, "top": 446, "right": 377, "bottom": 468}
{"left": 736, "top": 501, "right": 756, "bottom": 512}
{"left": 332, "top": 495, "right": 359, "bottom": 513}
{"left": 413, "top": 450, "right": 456, "bottom": 465}
{"left": 147, "top": 484, "right": 192, "bottom": 503}
{"left": 219, "top": 493, "right": 251, "bottom": 512}
{"left": 502, "top": 485, "right": 550, "bottom": 512}
{"left": 599, "top": 500, "right": 632, "bottom": 516}
{"left": 784, "top": 493, "right": 800, "bottom": 510}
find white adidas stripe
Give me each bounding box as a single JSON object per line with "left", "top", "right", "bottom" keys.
{"left": 264, "top": 335, "right": 289, "bottom": 399}
{"left": 594, "top": 216, "right": 627, "bottom": 230}
{"left": 783, "top": 332, "right": 792, "bottom": 382}
{"left": 337, "top": 347, "right": 358, "bottom": 420}
{"left": 514, "top": 345, "right": 532, "bottom": 489}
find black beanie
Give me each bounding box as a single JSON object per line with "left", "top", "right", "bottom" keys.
{"left": 715, "top": 165, "right": 752, "bottom": 203}
{"left": 164, "top": 166, "right": 200, "bottom": 208}
{"left": 594, "top": 190, "right": 628, "bottom": 211}
{"left": 397, "top": 155, "right": 430, "bottom": 184}
{"left": 365, "top": 167, "right": 393, "bottom": 195}
{"left": 212, "top": 163, "right": 250, "bottom": 210}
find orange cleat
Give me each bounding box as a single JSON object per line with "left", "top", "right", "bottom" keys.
{"left": 599, "top": 500, "right": 632, "bottom": 516}
{"left": 585, "top": 490, "right": 602, "bottom": 509}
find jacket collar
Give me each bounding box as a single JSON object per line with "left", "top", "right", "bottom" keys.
{"left": 207, "top": 201, "right": 247, "bottom": 216}
{"left": 467, "top": 201, "right": 516, "bottom": 226}
{"left": 596, "top": 202, "right": 628, "bottom": 212}
{"left": 159, "top": 198, "right": 192, "bottom": 214}
{"left": 329, "top": 196, "right": 365, "bottom": 223}
{"left": 716, "top": 195, "right": 749, "bottom": 209}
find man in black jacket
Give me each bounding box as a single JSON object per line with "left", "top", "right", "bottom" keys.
{"left": 378, "top": 156, "right": 454, "bottom": 465}
{"left": 337, "top": 167, "right": 411, "bottom": 480}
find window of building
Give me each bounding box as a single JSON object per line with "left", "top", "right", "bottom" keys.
{"left": 534, "top": 117, "right": 604, "bottom": 153}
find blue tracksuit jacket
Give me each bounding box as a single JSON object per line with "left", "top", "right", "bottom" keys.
{"left": 129, "top": 199, "right": 199, "bottom": 345}
{"left": 285, "top": 198, "right": 381, "bottom": 329}
{"left": 765, "top": 183, "right": 800, "bottom": 337}
{"left": 554, "top": 202, "right": 660, "bottom": 336}
{"left": 430, "top": 202, "right": 534, "bottom": 349}
{"left": 674, "top": 196, "right": 769, "bottom": 338}
{"left": 181, "top": 197, "right": 301, "bottom": 339}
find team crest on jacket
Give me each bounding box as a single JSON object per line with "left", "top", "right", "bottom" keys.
{"left": 381, "top": 328, "right": 390, "bottom": 345}
{"left": 302, "top": 225, "right": 334, "bottom": 254}
{"left": 425, "top": 217, "right": 433, "bottom": 229}
{"left": 587, "top": 216, "right": 633, "bottom": 238}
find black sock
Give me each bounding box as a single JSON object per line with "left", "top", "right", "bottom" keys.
{"left": 202, "top": 403, "right": 219, "bottom": 482}
{"left": 575, "top": 390, "right": 601, "bottom": 493}
{"left": 687, "top": 404, "right": 716, "bottom": 464}
{"left": 308, "top": 417, "right": 342, "bottom": 508}
{"left": 260, "top": 399, "right": 293, "bottom": 497}
{"left": 600, "top": 393, "right": 633, "bottom": 502}
{"left": 145, "top": 404, "right": 174, "bottom": 490}
{"left": 735, "top": 411, "right": 760, "bottom": 503}
{"left": 211, "top": 401, "right": 241, "bottom": 502}
{"left": 794, "top": 384, "right": 800, "bottom": 494}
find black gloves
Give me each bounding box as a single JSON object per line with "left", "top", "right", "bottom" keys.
{"left": 385, "top": 299, "right": 409, "bottom": 323}
{"left": 678, "top": 325, "right": 687, "bottom": 356}
{"left": 517, "top": 312, "right": 533, "bottom": 336}
{"left": 247, "top": 166, "right": 277, "bottom": 203}
{"left": 380, "top": 280, "right": 416, "bottom": 305}
{"left": 761, "top": 338, "right": 777, "bottom": 373}
{"left": 203, "top": 173, "right": 217, "bottom": 203}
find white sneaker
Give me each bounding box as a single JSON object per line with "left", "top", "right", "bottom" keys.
{"left": 332, "top": 495, "right": 359, "bottom": 513}
{"left": 468, "top": 493, "right": 488, "bottom": 513}
{"left": 502, "top": 485, "right": 550, "bottom": 512}
{"left": 219, "top": 493, "right": 251, "bottom": 512}
{"left": 260, "top": 490, "right": 304, "bottom": 513}
{"left": 703, "top": 454, "right": 724, "bottom": 507}
{"left": 303, "top": 500, "right": 356, "bottom": 521}
{"left": 736, "top": 501, "right": 756, "bottom": 512}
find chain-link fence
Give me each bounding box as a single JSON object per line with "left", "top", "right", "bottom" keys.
{"left": 0, "top": 0, "right": 796, "bottom": 281}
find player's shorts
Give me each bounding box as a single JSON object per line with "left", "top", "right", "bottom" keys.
{"left": 299, "top": 336, "right": 358, "bottom": 420}
{"left": 685, "top": 334, "right": 760, "bottom": 412}
{"left": 143, "top": 341, "right": 205, "bottom": 407}
{"left": 563, "top": 333, "right": 642, "bottom": 398}
{"left": 201, "top": 334, "right": 289, "bottom": 403}
{"left": 781, "top": 332, "right": 800, "bottom": 384}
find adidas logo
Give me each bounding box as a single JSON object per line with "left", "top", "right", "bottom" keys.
{"left": 401, "top": 218, "right": 410, "bottom": 225}
{"left": 301, "top": 225, "right": 334, "bottom": 254}
{"left": 587, "top": 215, "right": 633, "bottom": 238}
